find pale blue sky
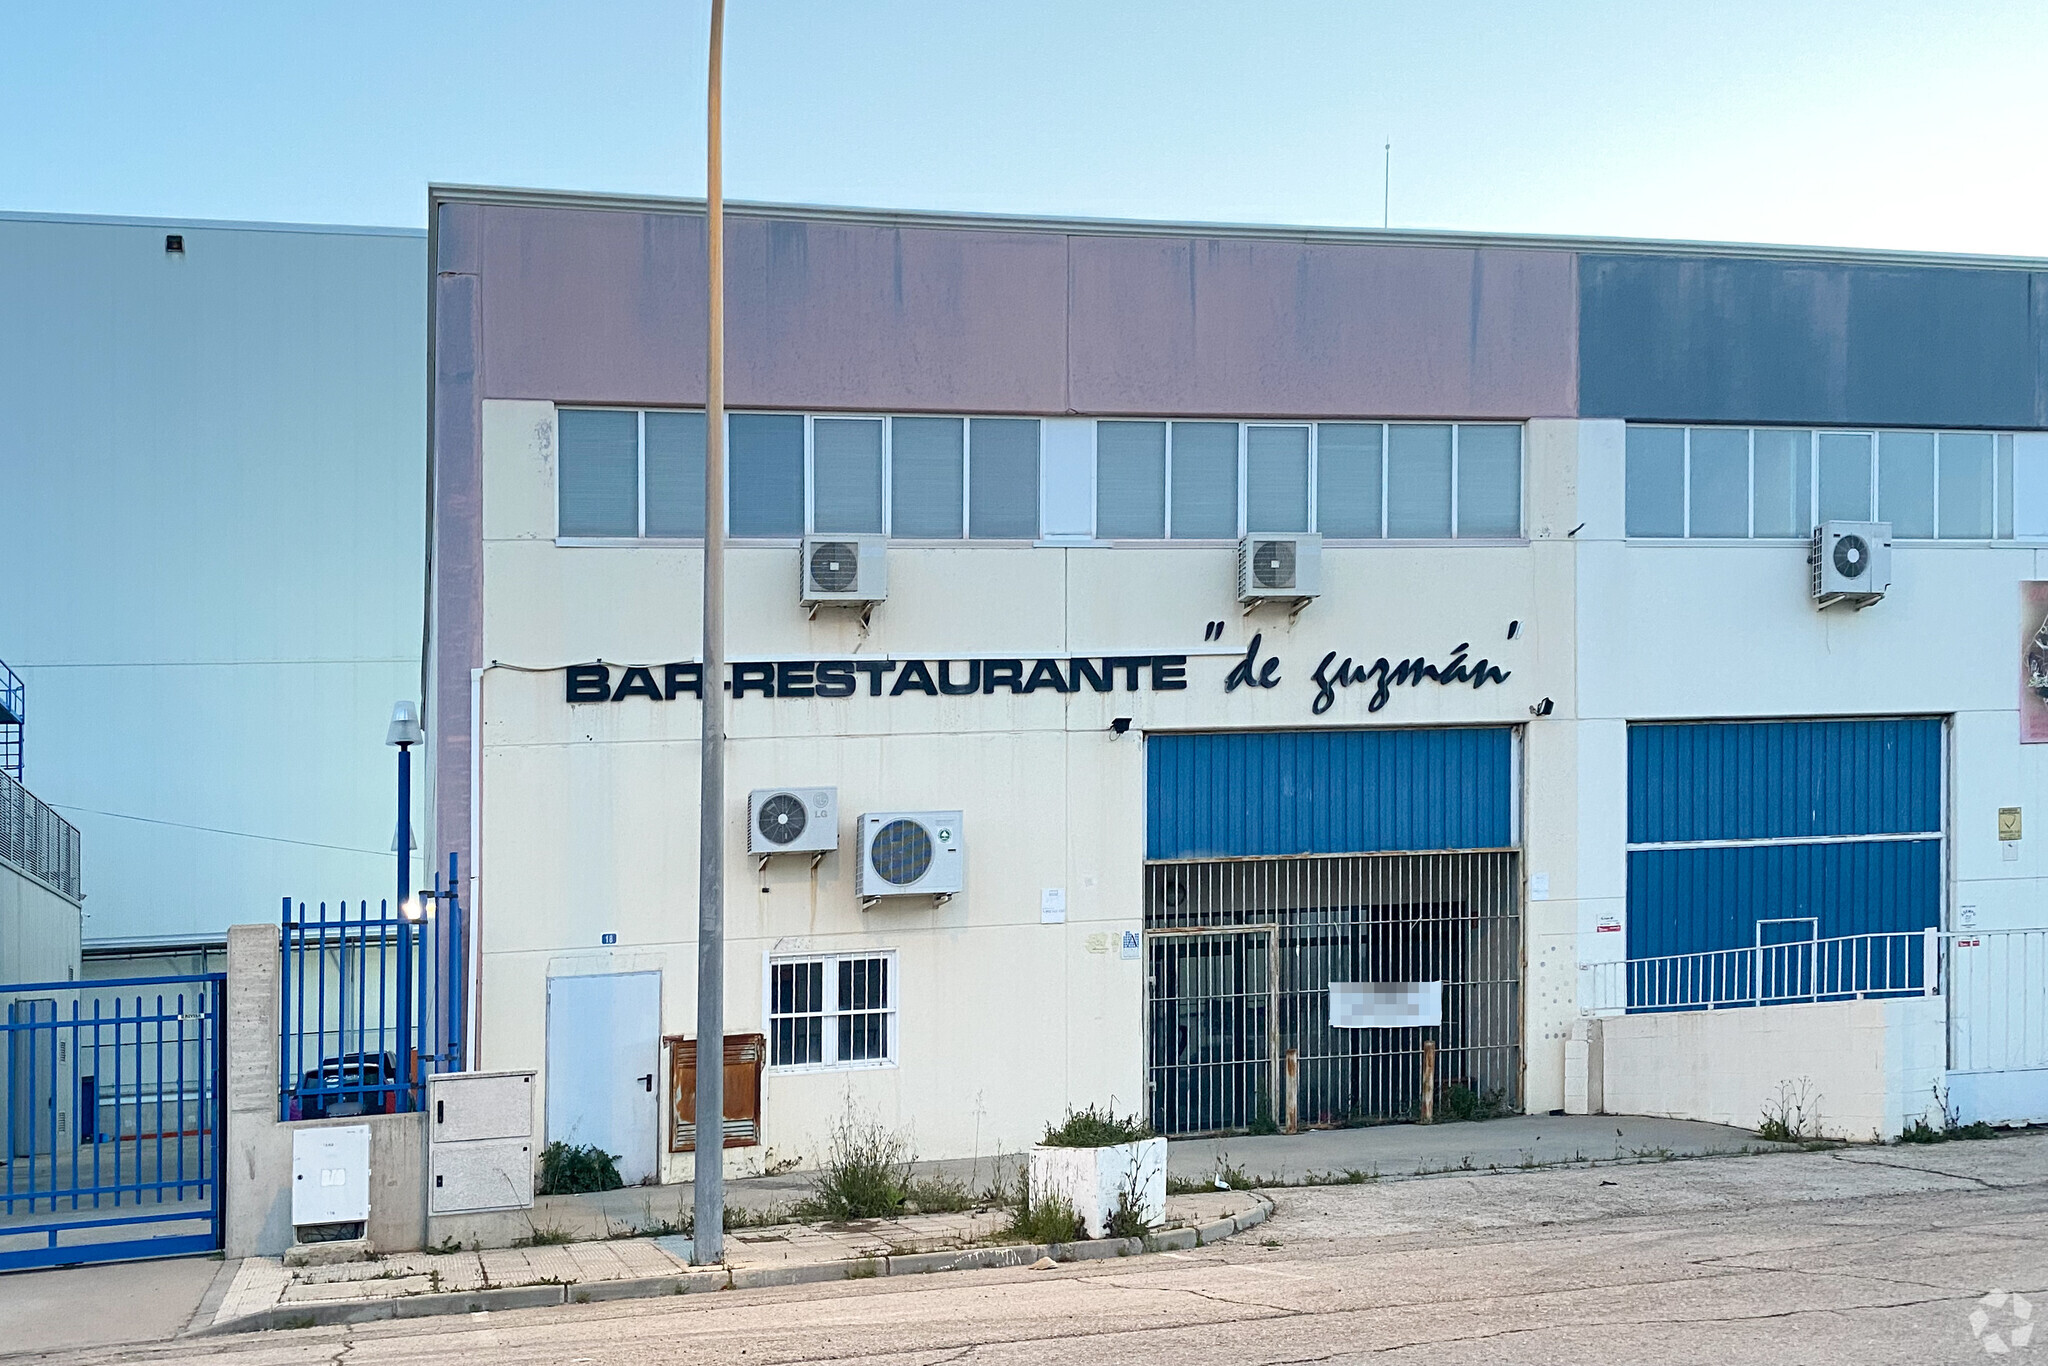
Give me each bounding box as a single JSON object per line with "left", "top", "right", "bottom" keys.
{"left": 4, "top": 1, "right": 2043, "bottom": 254}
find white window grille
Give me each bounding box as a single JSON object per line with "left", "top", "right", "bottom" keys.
{"left": 765, "top": 951, "right": 897, "bottom": 1071}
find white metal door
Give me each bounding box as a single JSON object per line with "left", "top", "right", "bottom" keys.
{"left": 545, "top": 972, "right": 661, "bottom": 1185}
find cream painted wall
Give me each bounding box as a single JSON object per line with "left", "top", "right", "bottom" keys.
{"left": 0, "top": 862, "right": 81, "bottom": 985}
{"left": 1598, "top": 996, "right": 1947, "bottom": 1141}
{"left": 461, "top": 401, "right": 1582, "bottom": 1168}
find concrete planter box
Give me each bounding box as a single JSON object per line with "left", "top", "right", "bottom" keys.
{"left": 1027, "top": 1137, "right": 1166, "bottom": 1239}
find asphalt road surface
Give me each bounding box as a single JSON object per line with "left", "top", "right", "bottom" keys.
{"left": 22, "top": 1135, "right": 2048, "bottom": 1366}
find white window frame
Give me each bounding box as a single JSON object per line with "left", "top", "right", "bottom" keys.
{"left": 1625, "top": 423, "right": 2019, "bottom": 543}
{"left": 762, "top": 949, "right": 899, "bottom": 1074}
{"left": 1099, "top": 418, "right": 1525, "bottom": 543}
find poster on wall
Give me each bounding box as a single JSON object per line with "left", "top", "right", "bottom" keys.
{"left": 2023, "top": 582, "right": 2048, "bottom": 743}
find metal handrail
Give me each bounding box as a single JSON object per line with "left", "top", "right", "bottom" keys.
{"left": 0, "top": 764, "right": 81, "bottom": 900}
{"left": 1580, "top": 929, "right": 1938, "bottom": 1015}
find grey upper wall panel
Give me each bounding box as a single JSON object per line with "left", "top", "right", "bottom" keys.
{"left": 1580, "top": 254, "right": 2048, "bottom": 429}
{"left": 452, "top": 200, "right": 1579, "bottom": 419}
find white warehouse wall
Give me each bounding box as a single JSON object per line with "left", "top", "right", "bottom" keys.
{"left": 0, "top": 213, "right": 427, "bottom": 946}
{"left": 1572, "top": 420, "right": 2048, "bottom": 950}
{"left": 466, "top": 401, "right": 1582, "bottom": 1173}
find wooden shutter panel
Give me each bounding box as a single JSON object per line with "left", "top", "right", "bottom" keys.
{"left": 667, "top": 1034, "right": 764, "bottom": 1152}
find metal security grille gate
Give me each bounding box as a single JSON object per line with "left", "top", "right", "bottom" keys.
{"left": 1145, "top": 851, "right": 1521, "bottom": 1136}
{"left": 1, "top": 974, "right": 225, "bottom": 1270}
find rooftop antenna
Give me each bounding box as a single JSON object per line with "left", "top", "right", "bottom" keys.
{"left": 1383, "top": 141, "right": 1391, "bottom": 229}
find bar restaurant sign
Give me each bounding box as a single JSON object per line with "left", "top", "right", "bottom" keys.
{"left": 564, "top": 630, "right": 1513, "bottom": 717}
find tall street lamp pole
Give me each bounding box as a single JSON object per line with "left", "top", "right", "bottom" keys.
{"left": 387, "top": 701, "right": 425, "bottom": 1110}
{"left": 692, "top": 0, "right": 728, "bottom": 1266}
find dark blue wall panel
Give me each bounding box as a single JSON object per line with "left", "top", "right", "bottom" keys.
{"left": 1629, "top": 718, "right": 1943, "bottom": 844}
{"left": 1627, "top": 840, "right": 1941, "bottom": 958}
{"left": 1580, "top": 254, "right": 2048, "bottom": 429}
{"left": 1146, "top": 728, "right": 1513, "bottom": 860}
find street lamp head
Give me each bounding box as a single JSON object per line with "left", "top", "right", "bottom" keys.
{"left": 386, "top": 701, "right": 424, "bottom": 748}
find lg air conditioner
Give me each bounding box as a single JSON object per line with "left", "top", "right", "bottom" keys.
{"left": 856, "top": 810, "right": 964, "bottom": 904}
{"left": 1810, "top": 521, "right": 1892, "bottom": 609}
{"left": 747, "top": 787, "right": 839, "bottom": 857}
{"left": 800, "top": 536, "right": 887, "bottom": 617}
{"left": 1237, "top": 533, "right": 1321, "bottom": 612}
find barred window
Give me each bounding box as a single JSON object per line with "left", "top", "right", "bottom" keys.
{"left": 767, "top": 952, "right": 896, "bottom": 1071}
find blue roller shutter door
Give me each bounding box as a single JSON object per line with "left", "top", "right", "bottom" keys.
{"left": 1146, "top": 727, "right": 1514, "bottom": 859}
{"left": 1626, "top": 718, "right": 1942, "bottom": 959}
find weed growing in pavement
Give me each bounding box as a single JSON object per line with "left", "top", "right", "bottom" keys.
{"left": 1899, "top": 1084, "right": 1998, "bottom": 1144}
{"left": 537, "top": 1142, "right": 624, "bottom": 1195}
{"left": 846, "top": 1257, "right": 881, "bottom": 1279}
{"left": 1436, "top": 1083, "right": 1512, "bottom": 1123}
{"left": 512, "top": 1225, "right": 575, "bottom": 1248}
{"left": 1005, "top": 1188, "right": 1085, "bottom": 1245}
{"left": 1757, "top": 1078, "right": 1824, "bottom": 1142}
{"left": 788, "top": 1106, "right": 916, "bottom": 1220}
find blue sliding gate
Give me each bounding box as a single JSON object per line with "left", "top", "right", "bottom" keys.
{"left": 1, "top": 974, "right": 225, "bottom": 1270}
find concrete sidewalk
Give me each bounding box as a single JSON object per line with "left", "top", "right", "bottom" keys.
{"left": 434, "top": 1113, "right": 1781, "bottom": 1247}
{"left": 1166, "top": 1112, "right": 1796, "bottom": 1183}
{"left": 197, "top": 1189, "right": 1269, "bottom": 1334}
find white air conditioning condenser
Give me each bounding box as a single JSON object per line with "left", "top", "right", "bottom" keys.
{"left": 1237, "top": 533, "right": 1322, "bottom": 608}
{"left": 856, "top": 811, "right": 964, "bottom": 903}
{"left": 800, "top": 535, "right": 887, "bottom": 611}
{"left": 1811, "top": 521, "right": 1891, "bottom": 609}
{"left": 747, "top": 787, "right": 839, "bottom": 856}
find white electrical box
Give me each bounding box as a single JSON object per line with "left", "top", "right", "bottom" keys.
{"left": 432, "top": 1140, "right": 534, "bottom": 1215}
{"left": 428, "top": 1070, "right": 536, "bottom": 1214}
{"left": 292, "top": 1124, "right": 371, "bottom": 1227}
{"left": 430, "top": 1070, "right": 534, "bottom": 1143}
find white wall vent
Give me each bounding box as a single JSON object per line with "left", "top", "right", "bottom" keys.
{"left": 748, "top": 787, "right": 839, "bottom": 857}
{"left": 800, "top": 535, "right": 887, "bottom": 615}
{"left": 1811, "top": 521, "right": 1892, "bottom": 609}
{"left": 1237, "top": 533, "right": 1321, "bottom": 612}
{"left": 856, "top": 810, "right": 964, "bottom": 904}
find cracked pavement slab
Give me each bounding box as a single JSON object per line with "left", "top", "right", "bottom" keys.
{"left": 10, "top": 1134, "right": 2048, "bottom": 1365}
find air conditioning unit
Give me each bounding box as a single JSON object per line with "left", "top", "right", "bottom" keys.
{"left": 1237, "top": 533, "right": 1321, "bottom": 610}
{"left": 800, "top": 535, "right": 886, "bottom": 614}
{"left": 747, "top": 787, "right": 839, "bottom": 856}
{"left": 1811, "top": 521, "right": 1892, "bottom": 609}
{"left": 856, "top": 810, "right": 964, "bottom": 903}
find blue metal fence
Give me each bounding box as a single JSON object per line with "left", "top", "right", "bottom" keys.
{"left": 279, "top": 855, "right": 465, "bottom": 1120}
{"left": 1, "top": 973, "right": 225, "bottom": 1270}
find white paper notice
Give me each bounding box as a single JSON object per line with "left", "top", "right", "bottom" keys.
{"left": 1041, "top": 887, "right": 1067, "bottom": 924}
{"left": 1529, "top": 873, "right": 1550, "bottom": 901}
{"left": 1329, "top": 981, "right": 1443, "bottom": 1030}
{"left": 1120, "top": 930, "right": 1141, "bottom": 960}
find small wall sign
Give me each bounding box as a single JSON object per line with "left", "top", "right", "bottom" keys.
{"left": 2000, "top": 807, "right": 2023, "bottom": 841}
{"left": 1041, "top": 888, "right": 1066, "bottom": 925}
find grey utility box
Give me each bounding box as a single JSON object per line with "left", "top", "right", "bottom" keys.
{"left": 428, "top": 1070, "right": 535, "bottom": 1215}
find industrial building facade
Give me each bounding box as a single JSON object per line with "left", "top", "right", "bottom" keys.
{"left": 424, "top": 186, "right": 2048, "bottom": 1177}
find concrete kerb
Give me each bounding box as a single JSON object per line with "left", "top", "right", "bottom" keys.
{"left": 199, "top": 1194, "right": 1275, "bottom": 1335}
